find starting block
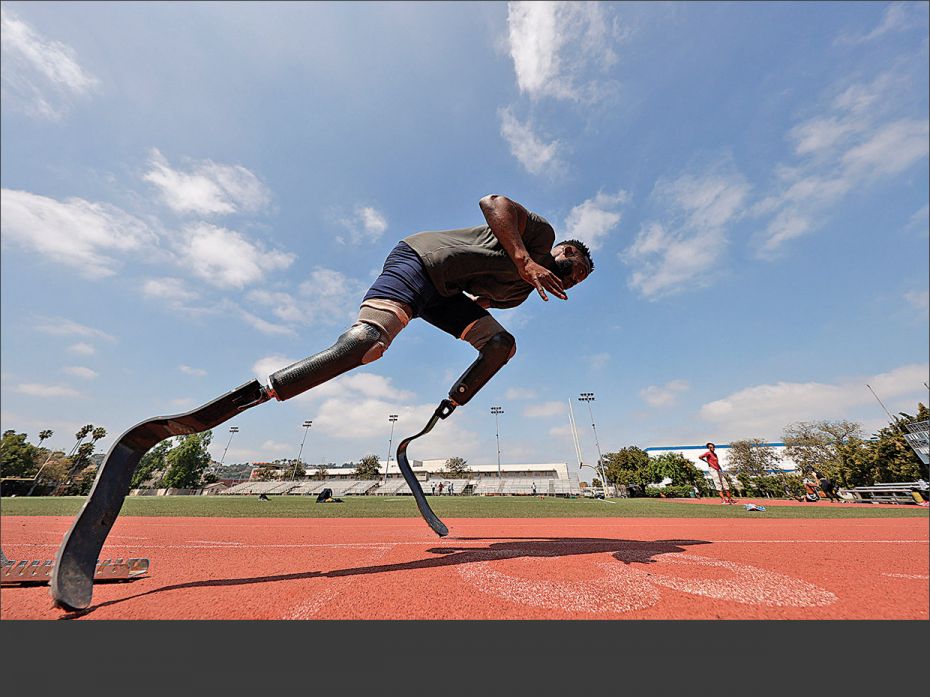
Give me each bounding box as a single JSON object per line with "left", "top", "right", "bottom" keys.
{"left": 1, "top": 548, "right": 150, "bottom": 587}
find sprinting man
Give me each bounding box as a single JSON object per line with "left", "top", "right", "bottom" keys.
{"left": 699, "top": 442, "right": 735, "bottom": 504}
{"left": 265, "top": 194, "right": 593, "bottom": 410}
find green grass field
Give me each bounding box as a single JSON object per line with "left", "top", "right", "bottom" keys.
{"left": 1, "top": 495, "right": 927, "bottom": 519}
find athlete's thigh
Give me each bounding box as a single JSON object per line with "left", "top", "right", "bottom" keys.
{"left": 419, "top": 293, "right": 490, "bottom": 339}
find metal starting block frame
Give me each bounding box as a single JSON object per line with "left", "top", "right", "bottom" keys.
{"left": 1, "top": 548, "right": 150, "bottom": 586}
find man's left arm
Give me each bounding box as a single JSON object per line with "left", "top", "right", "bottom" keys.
{"left": 478, "top": 194, "right": 566, "bottom": 302}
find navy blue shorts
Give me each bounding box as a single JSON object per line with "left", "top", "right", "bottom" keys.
{"left": 363, "top": 241, "right": 489, "bottom": 338}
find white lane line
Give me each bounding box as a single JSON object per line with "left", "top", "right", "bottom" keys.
{"left": 882, "top": 573, "right": 929, "bottom": 580}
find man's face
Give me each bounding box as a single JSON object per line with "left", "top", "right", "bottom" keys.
{"left": 552, "top": 244, "right": 592, "bottom": 289}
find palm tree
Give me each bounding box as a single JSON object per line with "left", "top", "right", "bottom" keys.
{"left": 69, "top": 424, "right": 94, "bottom": 456}
{"left": 37, "top": 430, "right": 53, "bottom": 447}
{"left": 91, "top": 427, "right": 107, "bottom": 445}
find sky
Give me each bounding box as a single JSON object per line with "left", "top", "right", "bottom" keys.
{"left": 1, "top": 1, "right": 928, "bottom": 480}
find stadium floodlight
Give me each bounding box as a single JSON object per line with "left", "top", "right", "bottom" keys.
{"left": 383, "top": 415, "right": 399, "bottom": 483}
{"left": 291, "top": 420, "right": 313, "bottom": 480}
{"left": 220, "top": 426, "right": 239, "bottom": 466}
{"left": 491, "top": 406, "right": 504, "bottom": 478}
{"left": 578, "top": 393, "right": 609, "bottom": 498}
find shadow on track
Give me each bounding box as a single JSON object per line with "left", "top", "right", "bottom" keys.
{"left": 61, "top": 536, "right": 712, "bottom": 618}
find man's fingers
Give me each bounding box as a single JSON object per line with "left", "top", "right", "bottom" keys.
{"left": 535, "top": 284, "right": 549, "bottom": 302}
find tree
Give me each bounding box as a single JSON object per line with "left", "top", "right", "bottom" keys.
{"left": 37, "top": 430, "right": 53, "bottom": 447}
{"left": 252, "top": 463, "right": 278, "bottom": 481}
{"left": 354, "top": 454, "right": 382, "bottom": 480}
{"left": 314, "top": 465, "right": 329, "bottom": 481}
{"left": 442, "top": 457, "right": 471, "bottom": 478}
{"left": 0, "top": 431, "right": 40, "bottom": 478}
{"left": 70, "top": 424, "right": 95, "bottom": 456}
{"left": 727, "top": 439, "right": 782, "bottom": 496}
{"left": 783, "top": 420, "right": 863, "bottom": 484}
{"left": 162, "top": 431, "right": 214, "bottom": 488}
{"left": 131, "top": 440, "right": 173, "bottom": 488}
{"left": 279, "top": 460, "right": 306, "bottom": 480}
{"left": 647, "top": 452, "right": 704, "bottom": 487}
{"left": 602, "top": 446, "right": 653, "bottom": 486}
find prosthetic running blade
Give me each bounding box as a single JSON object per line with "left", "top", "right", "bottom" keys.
{"left": 395, "top": 400, "right": 455, "bottom": 537}
{"left": 50, "top": 380, "right": 270, "bottom": 611}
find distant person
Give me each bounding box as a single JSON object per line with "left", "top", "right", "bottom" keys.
{"left": 814, "top": 470, "right": 843, "bottom": 503}
{"left": 699, "top": 443, "right": 735, "bottom": 504}
{"left": 431, "top": 482, "right": 436, "bottom": 495}
{"left": 438, "top": 481, "right": 444, "bottom": 496}
{"left": 449, "top": 482, "right": 454, "bottom": 495}
{"left": 801, "top": 471, "right": 820, "bottom": 502}
{"left": 258, "top": 493, "right": 270, "bottom": 501}
{"left": 532, "top": 482, "right": 537, "bottom": 496}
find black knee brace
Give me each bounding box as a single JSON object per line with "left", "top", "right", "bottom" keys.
{"left": 448, "top": 331, "right": 516, "bottom": 406}
{"left": 268, "top": 322, "right": 383, "bottom": 401}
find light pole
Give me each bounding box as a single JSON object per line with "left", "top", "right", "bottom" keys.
{"left": 383, "top": 414, "right": 398, "bottom": 483}
{"left": 220, "top": 426, "right": 239, "bottom": 466}
{"left": 291, "top": 420, "right": 312, "bottom": 480}
{"left": 491, "top": 406, "right": 504, "bottom": 478}
{"left": 578, "top": 393, "right": 609, "bottom": 498}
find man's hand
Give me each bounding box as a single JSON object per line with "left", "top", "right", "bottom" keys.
{"left": 519, "top": 258, "right": 566, "bottom": 301}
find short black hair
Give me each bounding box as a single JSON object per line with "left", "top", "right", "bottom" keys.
{"left": 555, "top": 239, "right": 594, "bottom": 272}
{"left": 706, "top": 442, "right": 715, "bottom": 448}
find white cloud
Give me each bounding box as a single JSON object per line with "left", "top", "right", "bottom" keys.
{"left": 178, "top": 223, "right": 294, "bottom": 289}
{"left": 640, "top": 380, "right": 690, "bottom": 407}
{"left": 498, "top": 107, "right": 564, "bottom": 176}
{"left": 587, "top": 352, "right": 610, "bottom": 370}
{"left": 904, "top": 290, "right": 929, "bottom": 312}
{"left": 67, "top": 342, "right": 96, "bottom": 356}
{"left": 834, "top": 3, "right": 917, "bottom": 46}
{"left": 906, "top": 204, "right": 929, "bottom": 235}
{"left": 698, "top": 363, "right": 929, "bottom": 439}
{"left": 563, "top": 190, "right": 629, "bottom": 251}
{"left": 0, "top": 7, "right": 99, "bottom": 119}
{"left": 752, "top": 72, "right": 929, "bottom": 257}
{"left": 33, "top": 317, "right": 115, "bottom": 341}
{"left": 507, "top": 1, "right": 621, "bottom": 103}
{"left": 505, "top": 387, "right": 537, "bottom": 400}
{"left": 247, "top": 267, "right": 365, "bottom": 329}
{"left": 1, "top": 189, "right": 156, "bottom": 278}
{"left": 261, "top": 440, "right": 293, "bottom": 454}
{"left": 297, "top": 267, "right": 367, "bottom": 326}
{"left": 62, "top": 366, "right": 98, "bottom": 380}
{"left": 142, "top": 277, "right": 199, "bottom": 303}
{"left": 626, "top": 168, "right": 749, "bottom": 298}
{"left": 523, "top": 401, "right": 566, "bottom": 418}
{"left": 336, "top": 206, "right": 388, "bottom": 245}
{"left": 15, "top": 383, "right": 80, "bottom": 398}
{"left": 234, "top": 306, "right": 295, "bottom": 336}
{"left": 143, "top": 148, "right": 270, "bottom": 216}
{"left": 179, "top": 364, "right": 207, "bottom": 377}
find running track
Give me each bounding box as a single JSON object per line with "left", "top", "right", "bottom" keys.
{"left": 1, "top": 514, "right": 927, "bottom": 619}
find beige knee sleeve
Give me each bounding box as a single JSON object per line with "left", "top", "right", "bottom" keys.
{"left": 461, "top": 315, "right": 516, "bottom": 358}
{"left": 355, "top": 299, "right": 411, "bottom": 363}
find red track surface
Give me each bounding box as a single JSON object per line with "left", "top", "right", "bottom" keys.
{"left": 1, "top": 515, "right": 927, "bottom": 620}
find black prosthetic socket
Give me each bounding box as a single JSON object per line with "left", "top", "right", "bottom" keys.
{"left": 448, "top": 331, "right": 515, "bottom": 406}
{"left": 268, "top": 323, "right": 382, "bottom": 401}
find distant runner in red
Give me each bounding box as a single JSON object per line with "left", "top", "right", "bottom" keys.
{"left": 699, "top": 442, "right": 735, "bottom": 504}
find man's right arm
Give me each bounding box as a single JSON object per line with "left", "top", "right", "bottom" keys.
{"left": 479, "top": 194, "right": 566, "bottom": 302}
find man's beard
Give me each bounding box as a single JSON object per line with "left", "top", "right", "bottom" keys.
{"left": 553, "top": 257, "right": 574, "bottom": 281}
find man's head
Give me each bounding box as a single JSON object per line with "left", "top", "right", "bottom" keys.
{"left": 551, "top": 239, "right": 593, "bottom": 289}
{"left": 706, "top": 442, "right": 715, "bottom": 450}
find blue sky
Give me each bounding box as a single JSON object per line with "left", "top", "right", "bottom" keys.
{"left": 2, "top": 1, "right": 928, "bottom": 477}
